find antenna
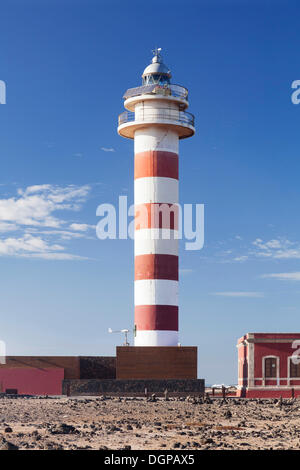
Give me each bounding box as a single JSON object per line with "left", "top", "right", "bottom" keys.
{"left": 108, "top": 327, "right": 130, "bottom": 346}
{"left": 152, "top": 47, "right": 162, "bottom": 62}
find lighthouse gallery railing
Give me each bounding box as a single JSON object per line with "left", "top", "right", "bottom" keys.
{"left": 123, "top": 84, "right": 189, "bottom": 101}
{"left": 118, "top": 108, "right": 195, "bottom": 128}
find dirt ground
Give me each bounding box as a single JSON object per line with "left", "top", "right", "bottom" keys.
{"left": 0, "top": 395, "right": 300, "bottom": 450}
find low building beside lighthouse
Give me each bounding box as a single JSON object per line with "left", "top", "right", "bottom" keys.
{"left": 237, "top": 333, "right": 300, "bottom": 398}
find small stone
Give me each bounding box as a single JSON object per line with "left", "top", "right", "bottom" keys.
{"left": 0, "top": 438, "right": 18, "bottom": 450}
{"left": 50, "top": 423, "right": 79, "bottom": 435}
{"left": 224, "top": 410, "right": 232, "bottom": 419}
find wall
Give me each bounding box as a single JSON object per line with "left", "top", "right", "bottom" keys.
{"left": 237, "top": 340, "right": 248, "bottom": 388}
{"left": 0, "top": 356, "right": 116, "bottom": 396}
{"left": 0, "top": 368, "right": 64, "bottom": 395}
{"left": 63, "top": 378, "right": 205, "bottom": 397}
{"left": 0, "top": 356, "right": 80, "bottom": 378}
{"left": 254, "top": 342, "right": 299, "bottom": 386}
{"left": 116, "top": 346, "right": 197, "bottom": 379}
{"left": 79, "top": 356, "right": 116, "bottom": 379}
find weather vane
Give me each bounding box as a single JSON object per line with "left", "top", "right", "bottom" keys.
{"left": 152, "top": 47, "right": 162, "bottom": 60}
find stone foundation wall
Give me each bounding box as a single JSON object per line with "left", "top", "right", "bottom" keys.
{"left": 62, "top": 378, "right": 205, "bottom": 397}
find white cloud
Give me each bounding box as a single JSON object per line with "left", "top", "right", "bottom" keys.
{"left": 69, "top": 223, "right": 93, "bottom": 232}
{"left": 0, "top": 184, "right": 91, "bottom": 228}
{"left": 261, "top": 272, "right": 300, "bottom": 281}
{"left": 20, "top": 252, "right": 87, "bottom": 260}
{"left": 234, "top": 255, "right": 248, "bottom": 262}
{"left": 273, "top": 249, "right": 300, "bottom": 259}
{"left": 26, "top": 229, "right": 88, "bottom": 240}
{"left": 0, "top": 234, "right": 63, "bottom": 256}
{"left": 212, "top": 291, "right": 264, "bottom": 298}
{"left": 0, "top": 222, "right": 18, "bottom": 232}
{"left": 0, "top": 184, "right": 92, "bottom": 260}
{"left": 224, "top": 237, "right": 300, "bottom": 263}
{"left": 179, "top": 268, "right": 194, "bottom": 275}
{"left": 101, "top": 147, "right": 115, "bottom": 152}
{"left": 252, "top": 238, "right": 300, "bottom": 259}
{"left": 0, "top": 233, "right": 88, "bottom": 260}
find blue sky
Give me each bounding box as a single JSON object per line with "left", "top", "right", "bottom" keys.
{"left": 0, "top": 0, "right": 300, "bottom": 384}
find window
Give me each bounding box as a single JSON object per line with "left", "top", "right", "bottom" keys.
{"left": 265, "top": 357, "right": 277, "bottom": 378}
{"left": 5, "top": 389, "right": 18, "bottom": 395}
{"left": 290, "top": 357, "right": 300, "bottom": 377}
{"left": 143, "top": 75, "right": 171, "bottom": 86}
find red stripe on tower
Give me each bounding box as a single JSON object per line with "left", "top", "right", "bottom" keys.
{"left": 135, "top": 151, "right": 178, "bottom": 180}
{"left": 135, "top": 203, "right": 179, "bottom": 230}
{"left": 135, "top": 254, "right": 178, "bottom": 281}
{"left": 135, "top": 305, "right": 178, "bottom": 330}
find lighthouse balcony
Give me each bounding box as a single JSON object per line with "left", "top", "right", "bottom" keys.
{"left": 118, "top": 108, "right": 195, "bottom": 139}
{"left": 123, "top": 84, "right": 189, "bottom": 111}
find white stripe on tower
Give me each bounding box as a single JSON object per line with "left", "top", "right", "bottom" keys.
{"left": 134, "top": 177, "right": 178, "bottom": 205}
{"left": 134, "top": 127, "right": 179, "bottom": 346}
{"left": 134, "top": 229, "right": 179, "bottom": 256}
{"left": 135, "top": 279, "right": 178, "bottom": 306}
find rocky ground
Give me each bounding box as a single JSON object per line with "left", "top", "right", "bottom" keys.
{"left": 0, "top": 394, "right": 300, "bottom": 450}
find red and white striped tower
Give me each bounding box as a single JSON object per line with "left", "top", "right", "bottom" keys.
{"left": 118, "top": 49, "right": 195, "bottom": 346}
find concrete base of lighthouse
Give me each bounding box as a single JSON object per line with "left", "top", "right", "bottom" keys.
{"left": 61, "top": 347, "right": 205, "bottom": 397}
{"left": 116, "top": 346, "right": 198, "bottom": 380}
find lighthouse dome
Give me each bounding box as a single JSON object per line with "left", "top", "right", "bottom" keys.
{"left": 142, "top": 61, "right": 171, "bottom": 77}
{"left": 142, "top": 48, "right": 171, "bottom": 85}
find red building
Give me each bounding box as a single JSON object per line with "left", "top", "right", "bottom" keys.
{"left": 0, "top": 356, "right": 116, "bottom": 396}
{"left": 237, "top": 333, "right": 300, "bottom": 398}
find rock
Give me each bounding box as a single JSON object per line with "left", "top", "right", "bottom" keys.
{"left": 50, "top": 423, "right": 79, "bottom": 435}
{"left": 201, "top": 438, "right": 215, "bottom": 445}
{"left": 204, "top": 393, "right": 212, "bottom": 404}
{"left": 4, "top": 427, "right": 13, "bottom": 433}
{"left": 224, "top": 410, "right": 232, "bottom": 419}
{"left": 147, "top": 394, "right": 157, "bottom": 402}
{"left": 172, "top": 442, "right": 181, "bottom": 448}
{"left": 0, "top": 438, "right": 18, "bottom": 450}
{"left": 109, "top": 425, "right": 121, "bottom": 432}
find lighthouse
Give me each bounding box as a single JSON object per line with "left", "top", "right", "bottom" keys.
{"left": 118, "top": 49, "right": 195, "bottom": 348}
